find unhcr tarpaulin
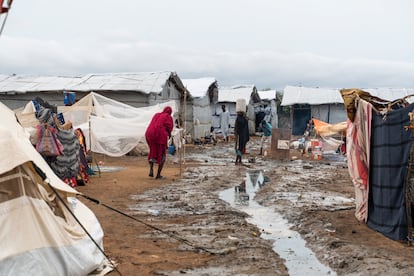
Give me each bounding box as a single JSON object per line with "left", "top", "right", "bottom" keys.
{"left": 0, "top": 102, "right": 108, "bottom": 275}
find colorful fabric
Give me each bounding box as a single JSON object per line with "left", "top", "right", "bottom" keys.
{"left": 75, "top": 128, "right": 89, "bottom": 184}
{"left": 346, "top": 98, "right": 372, "bottom": 222}
{"left": 50, "top": 128, "right": 80, "bottom": 183}
{"left": 145, "top": 106, "right": 173, "bottom": 164}
{"left": 35, "top": 123, "right": 64, "bottom": 157}
{"left": 312, "top": 118, "right": 347, "bottom": 137}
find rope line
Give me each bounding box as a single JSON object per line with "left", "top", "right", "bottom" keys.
{"left": 79, "top": 194, "right": 217, "bottom": 255}
{"left": 47, "top": 183, "right": 122, "bottom": 275}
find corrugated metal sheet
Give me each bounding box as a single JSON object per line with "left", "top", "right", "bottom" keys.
{"left": 0, "top": 72, "right": 176, "bottom": 94}
{"left": 364, "top": 88, "right": 414, "bottom": 103}
{"left": 218, "top": 85, "right": 255, "bottom": 103}
{"left": 70, "top": 72, "right": 172, "bottom": 92}
{"left": 281, "top": 85, "right": 343, "bottom": 106}
{"left": 282, "top": 85, "right": 414, "bottom": 106}
{"left": 0, "top": 75, "right": 81, "bottom": 93}
{"left": 182, "top": 77, "right": 216, "bottom": 98}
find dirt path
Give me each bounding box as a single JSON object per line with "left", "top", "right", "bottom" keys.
{"left": 77, "top": 140, "right": 414, "bottom": 276}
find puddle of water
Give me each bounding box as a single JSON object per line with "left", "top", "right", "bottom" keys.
{"left": 219, "top": 170, "right": 336, "bottom": 276}
{"left": 91, "top": 165, "right": 125, "bottom": 172}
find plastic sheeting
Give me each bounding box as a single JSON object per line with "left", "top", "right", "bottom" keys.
{"left": 60, "top": 93, "right": 178, "bottom": 157}
{"left": 15, "top": 92, "right": 179, "bottom": 157}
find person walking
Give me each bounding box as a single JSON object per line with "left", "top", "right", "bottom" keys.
{"left": 259, "top": 119, "right": 272, "bottom": 156}
{"left": 220, "top": 104, "right": 230, "bottom": 142}
{"left": 234, "top": 110, "right": 249, "bottom": 164}
{"left": 145, "top": 106, "right": 174, "bottom": 179}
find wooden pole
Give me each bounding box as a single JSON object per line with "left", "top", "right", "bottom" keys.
{"left": 183, "top": 88, "right": 187, "bottom": 164}
{"left": 179, "top": 88, "right": 188, "bottom": 176}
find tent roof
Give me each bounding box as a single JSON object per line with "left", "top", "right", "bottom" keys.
{"left": 281, "top": 85, "right": 343, "bottom": 106}
{"left": 0, "top": 71, "right": 185, "bottom": 94}
{"left": 282, "top": 85, "right": 414, "bottom": 106}
{"left": 0, "top": 75, "right": 81, "bottom": 93}
{"left": 363, "top": 88, "right": 414, "bottom": 103}
{"left": 181, "top": 77, "right": 217, "bottom": 98}
{"left": 258, "top": 90, "right": 276, "bottom": 100}
{"left": 218, "top": 85, "right": 257, "bottom": 103}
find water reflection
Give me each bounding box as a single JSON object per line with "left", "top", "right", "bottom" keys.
{"left": 220, "top": 170, "right": 336, "bottom": 276}
{"left": 233, "top": 170, "right": 265, "bottom": 206}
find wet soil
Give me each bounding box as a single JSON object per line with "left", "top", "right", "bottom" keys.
{"left": 77, "top": 138, "right": 414, "bottom": 276}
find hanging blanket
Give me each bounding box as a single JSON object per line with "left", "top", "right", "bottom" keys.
{"left": 347, "top": 98, "right": 372, "bottom": 222}
{"left": 367, "top": 102, "right": 414, "bottom": 240}
{"left": 50, "top": 128, "right": 80, "bottom": 185}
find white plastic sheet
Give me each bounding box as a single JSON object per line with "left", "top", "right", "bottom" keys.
{"left": 61, "top": 93, "right": 178, "bottom": 157}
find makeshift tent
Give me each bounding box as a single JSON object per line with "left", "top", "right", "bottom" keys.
{"left": 15, "top": 92, "right": 181, "bottom": 157}
{"left": 0, "top": 102, "right": 109, "bottom": 275}
{"left": 341, "top": 88, "right": 414, "bottom": 241}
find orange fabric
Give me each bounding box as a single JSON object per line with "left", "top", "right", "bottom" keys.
{"left": 312, "top": 118, "right": 347, "bottom": 136}
{"left": 312, "top": 118, "right": 329, "bottom": 132}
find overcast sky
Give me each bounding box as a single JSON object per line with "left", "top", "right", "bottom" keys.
{"left": 1, "top": 0, "right": 414, "bottom": 90}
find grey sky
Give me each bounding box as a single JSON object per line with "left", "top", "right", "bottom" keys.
{"left": 1, "top": 0, "right": 413, "bottom": 90}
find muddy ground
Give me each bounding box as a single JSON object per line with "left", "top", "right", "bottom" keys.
{"left": 78, "top": 137, "right": 414, "bottom": 276}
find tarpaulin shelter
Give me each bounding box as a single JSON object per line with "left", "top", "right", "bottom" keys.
{"left": 341, "top": 88, "right": 414, "bottom": 241}
{"left": 182, "top": 78, "right": 218, "bottom": 140}
{"left": 15, "top": 92, "right": 181, "bottom": 157}
{"left": 0, "top": 102, "right": 109, "bottom": 275}
{"left": 281, "top": 85, "right": 347, "bottom": 135}
{"left": 216, "top": 85, "right": 261, "bottom": 135}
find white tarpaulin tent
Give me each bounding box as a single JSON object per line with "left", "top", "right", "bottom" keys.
{"left": 16, "top": 92, "right": 179, "bottom": 157}
{"left": 0, "top": 102, "right": 109, "bottom": 275}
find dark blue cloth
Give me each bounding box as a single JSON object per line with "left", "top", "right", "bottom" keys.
{"left": 367, "top": 102, "right": 414, "bottom": 240}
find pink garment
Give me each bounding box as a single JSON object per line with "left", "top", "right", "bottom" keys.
{"left": 346, "top": 98, "right": 372, "bottom": 222}
{"left": 145, "top": 106, "right": 173, "bottom": 164}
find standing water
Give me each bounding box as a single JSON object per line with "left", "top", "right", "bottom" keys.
{"left": 219, "top": 170, "right": 336, "bottom": 276}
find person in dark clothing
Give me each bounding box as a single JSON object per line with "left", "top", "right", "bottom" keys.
{"left": 234, "top": 111, "right": 249, "bottom": 164}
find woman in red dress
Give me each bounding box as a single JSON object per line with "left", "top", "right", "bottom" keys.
{"left": 145, "top": 106, "right": 173, "bottom": 179}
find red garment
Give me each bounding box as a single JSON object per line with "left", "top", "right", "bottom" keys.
{"left": 0, "top": 0, "right": 12, "bottom": 14}
{"left": 145, "top": 106, "right": 173, "bottom": 164}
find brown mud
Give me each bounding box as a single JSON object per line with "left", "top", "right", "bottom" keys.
{"left": 78, "top": 138, "right": 414, "bottom": 276}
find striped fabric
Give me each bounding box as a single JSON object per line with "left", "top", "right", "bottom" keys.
{"left": 347, "top": 99, "right": 372, "bottom": 222}
{"left": 50, "top": 128, "right": 80, "bottom": 180}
